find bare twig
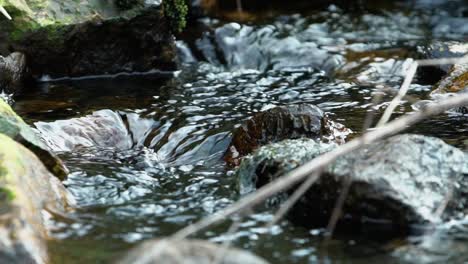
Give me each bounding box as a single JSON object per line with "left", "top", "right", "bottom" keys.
{"left": 0, "top": 6, "right": 12, "bottom": 20}
{"left": 212, "top": 220, "right": 242, "bottom": 264}
{"left": 376, "top": 61, "right": 418, "bottom": 127}
{"left": 266, "top": 172, "right": 321, "bottom": 228}
{"left": 172, "top": 93, "right": 468, "bottom": 239}
{"left": 236, "top": 0, "right": 243, "bottom": 13}
{"left": 376, "top": 55, "right": 468, "bottom": 127}
{"left": 325, "top": 175, "right": 352, "bottom": 238}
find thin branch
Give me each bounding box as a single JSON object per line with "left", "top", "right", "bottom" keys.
{"left": 0, "top": 6, "right": 12, "bottom": 20}
{"left": 172, "top": 93, "right": 468, "bottom": 239}
{"left": 212, "top": 220, "right": 242, "bottom": 264}
{"left": 236, "top": 0, "right": 243, "bottom": 13}
{"left": 325, "top": 175, "right": 352, "bottom": 238}
{"left": 376, "top": 61, "right": 418, "bottom": 127}
{"left": 376, "top": 55, "right": 468, "bottom": 127}
{"left": 266, "top": 172, "right": 321, "bottom": 228}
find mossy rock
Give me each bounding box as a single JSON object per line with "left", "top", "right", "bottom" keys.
{"left": 0, "top": 133, "right": 71, "bottom": 264}
{"left": 0, "top": 98, "right": 67, "bottom": 179}
{"left": 0, "top": 0, "right": 149, "bottom": 55}
{"left": 9, "top": 5, "right": 177, "bottom": 78}
{"left": 237, "top": 135, "right": 468, "bottom": 234}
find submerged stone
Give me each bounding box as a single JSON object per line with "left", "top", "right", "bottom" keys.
{"left": 0, "top": 98, "right": 67, "bottom": 179}
{"left": 118, "top": 239, "right": 270, "bottom": 264}
{"left": 224, "top": 104, "right": 349, "bottom": 166}
{"left": 0, "top": 134, "right": 72, "bottom": 264}
{"left": 237, "top": 134, "right": 468, "bottom": 233}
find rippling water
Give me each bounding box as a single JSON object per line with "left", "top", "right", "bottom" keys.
{"left": 12, "top": 1, "right": 468, "bottom": 263}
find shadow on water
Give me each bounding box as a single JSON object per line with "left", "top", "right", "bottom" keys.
{"left": 10, "top": 0, "right": 468, "bottom": 263}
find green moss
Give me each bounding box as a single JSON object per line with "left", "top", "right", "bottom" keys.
{"left": 0, "top": 187, "right": 15, "bottom": 201}
{"left": 163, "top": 0, "right": 188, "bottom": 33}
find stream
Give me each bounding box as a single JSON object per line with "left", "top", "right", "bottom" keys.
{"left": 10, "top": 1, "right": 468, "bottom": 263}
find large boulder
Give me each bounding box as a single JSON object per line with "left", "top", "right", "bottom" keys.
{"left": 0, "top": 98, "right": 67, "bottom": 179}
{"left": 0, "top": 52, "right": 28, "bottom": 93}
{"left": 117, "top": 239, "right": 270, "bottom": 264}
{"left": 1, "top": 1, "right": 177, "bottom": 79}
{"left": 0, "top": 133, "right": 73, "bottom": 264}
{"left": 224, "top": 104, "right": 349, "bottom": 166}
{"left": 237, "top": 134, "right": 468, "bottom": 233}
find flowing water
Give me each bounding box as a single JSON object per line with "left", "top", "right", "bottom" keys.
{"left": 11, "top": 1, "right": 468, "bottom": 263}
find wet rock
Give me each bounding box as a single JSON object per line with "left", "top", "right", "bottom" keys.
{"left": 431, "top": 62, "right": 468, "bottom": 95}
{"left": 197, "top": 22, "right": 344, "bottom": 72}
{"left": 0, "top": 134, "right": 72, "bottom": 264}
{"left": 0, "top": 52, "right": 28, "bottom": 93}
{"left": 429, "top": 58, "right": 468, "bottom": 113}
{"left": 0, "top": 98, "right": 67, "bottom": 179}
{"left": 224, "top": 104, "right": 349, "bottom": 166}
{"left": 117, "top": 239, "right": 270, "bottom": 264}
{"left": 418, "top": 41, "right": 468, "bottom": 75}
{"left": 11, "top": 7, "right": 176, "bottom": 79}
{"left": 237, "top": 134, "right": 468, "bottom": 233}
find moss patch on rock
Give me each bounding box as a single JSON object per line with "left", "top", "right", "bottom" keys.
{"left": 163, "top": 0, "right": 188, "bottom": 33}
{"left": 0, "top": 133, "right": 71, "bottom": 264}
{"left": 0, "top": 98, "right": 68, "bottom": 179}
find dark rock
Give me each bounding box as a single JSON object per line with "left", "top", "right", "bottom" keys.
{"left": 237, "top": 135, "right": 468, "bottom": 234}
{"left": 0, "top": 134, "right": 72, "bottom": 264}
{"left": 0, "top": 52, "right": 28, "bottom": 93}
{"left": 431, "top": 62, "right": 468, "bottom": 95}
{"left": 417, "top": 41, "right": 468, "bottom": 85}
{"left": 117, "top": 239, "right": 270, "bottom": 264}
{"left": 12, "top": 7, "right": 177, "bottom": 79}
{"left": 224, "top": 104, "right": 350, "bottom": 166}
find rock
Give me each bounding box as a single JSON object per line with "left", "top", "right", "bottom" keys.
{"left": 0, "top": 98, "right": 67, "bottom": 179}
{"left": 117, "top": 239, "right": 270, "bottom": 264}
{"left": 198, "top": 23, "right": 344, "bottom": 72}
{"left": 431, "top": 62, "right": 468, "bottom": 94}
{"left": 224, "top": 104, "right": 350, "bottom": 166}
{"left": 11, "top": 7, "right": 176, "bottom": 79}
{"left": 418, "top": 41, "right": 468, "bottom": 76}
{"left": 0, "top": 52, "right": 28, "bottom": 93}
{"left": 0, "top": 1, "right": 176, "bottom": 79}
{"left": 237, "top": 134, "right": 468, "bottom": 233}
{"left": 0, "top": 133, "right": 72, "bottom": 264}
{"left": 428, "top": 59, "right": 468, "bottom": 113}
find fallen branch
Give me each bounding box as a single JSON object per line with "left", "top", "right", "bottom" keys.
{"left": 173, "top": 93, "right": 468, "bottom": 239}
{"left": 0, "top": 6, "right": 12, "bottom": 20}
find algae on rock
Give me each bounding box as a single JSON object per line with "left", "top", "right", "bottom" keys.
{"left": 0, "top": 98, "right": 67, "bottom": 179}
{"left": 0, "top": 134, "right": 72, "bottom": 264}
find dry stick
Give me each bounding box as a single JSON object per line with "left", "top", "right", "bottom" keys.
{"left": 236, "top": 0, "right": 243, "bottom": 13}
{"left": 377, "top": 55, "right": 468, "bottom": 127}
{"left": 0, "top": 6, "right": 12, "bottom": 20}
{"left": 376, "top": 61, "right": 419, "bottom": 127}
{"left": 324, "top": 56, "right": 468, "bottom": 238}
{"left": 325, "top": 175, "right": 352, "bottom": 238}
{"left": 267, "top": 89, "right": 385, "bottom": 231}
{"left": 266, "top": 172, "right": 321, "bottom": 228}
{"left": 212, "top": 220, "right": 242, "bottom": 264}
{"left": 172, "top": 93, "right": 468, "bottom": 240}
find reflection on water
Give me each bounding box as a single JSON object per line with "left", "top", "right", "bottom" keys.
{"left": 12, "top": 1, "right": 468, "bottom": 263}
